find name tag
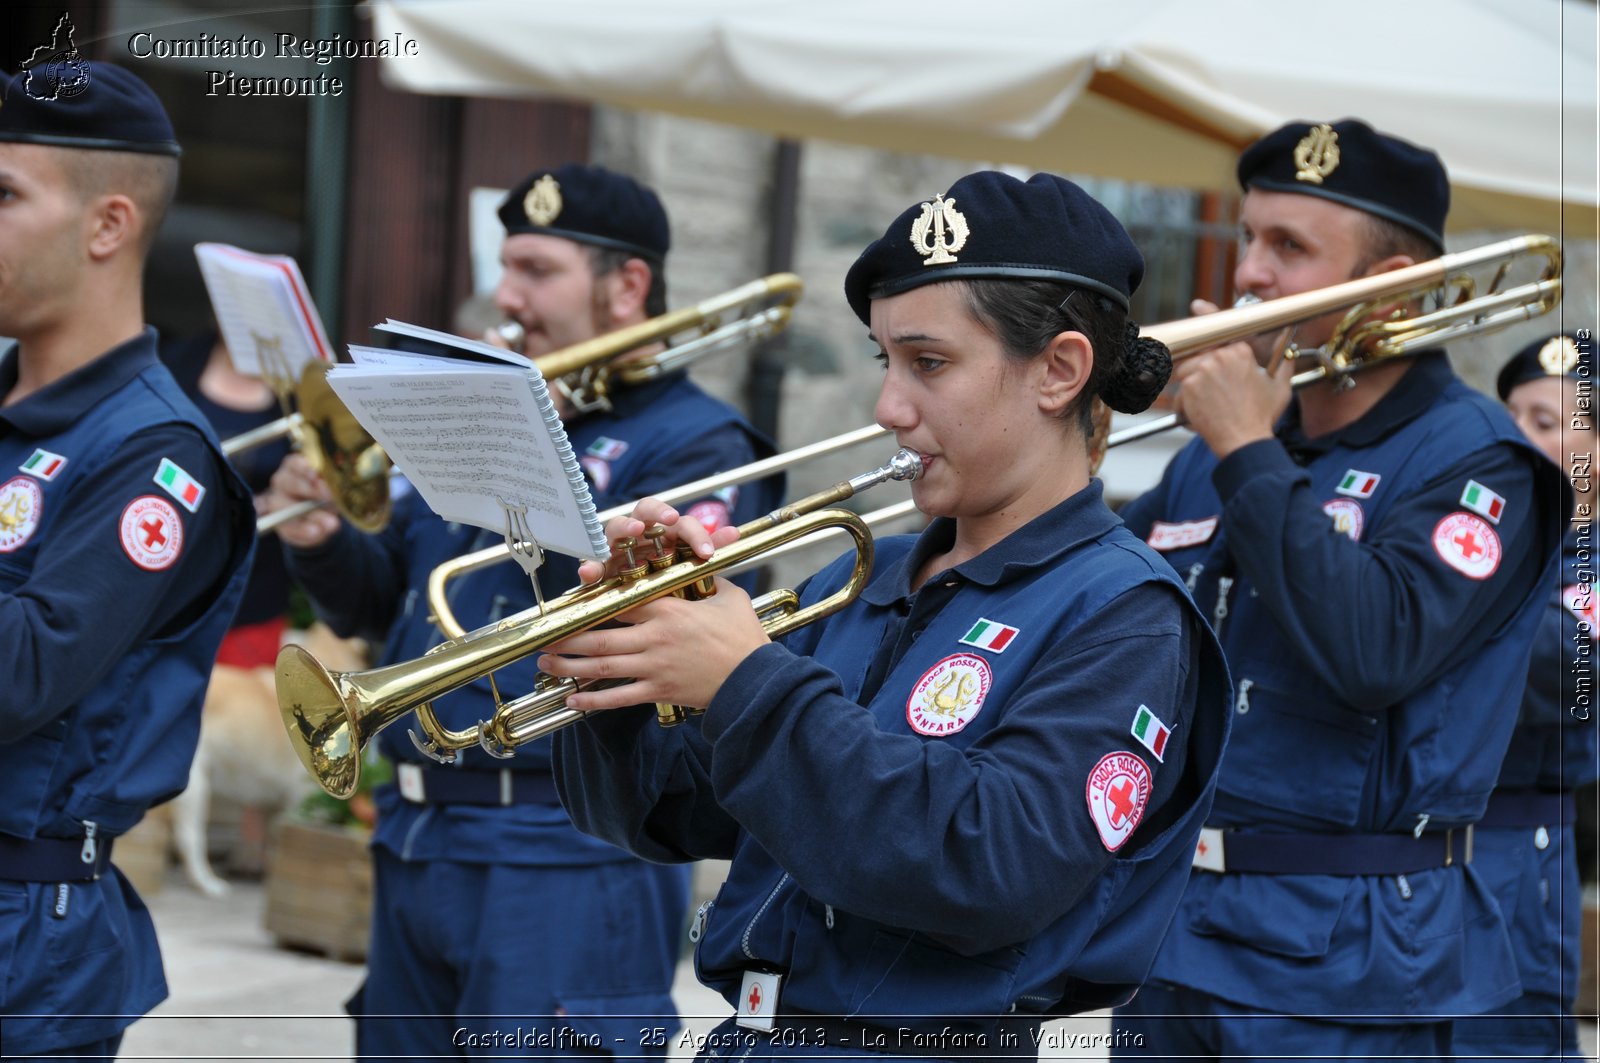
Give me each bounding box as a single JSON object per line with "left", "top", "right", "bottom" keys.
{"left": 735, "top": 969, "right": 782, "bottom": 1031}
{"left": 1192, "top": 827, "right": 1226, "bottom": 872}
{"left": 397, "top": 762, "right": 425, "bottom": 803}
{"left": 1147, "top": 517, "right": 1218, "bottom": 552}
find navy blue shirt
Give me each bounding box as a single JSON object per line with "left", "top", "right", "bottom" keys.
{"left": 1118, "top": 351, "right": 1568, "bottom": 1018}
{"left": 0, "top": 329, "right": 254, "bottom": 1054}
{"left": 557, "top": 481, "right": 1232, "bottom": 1029}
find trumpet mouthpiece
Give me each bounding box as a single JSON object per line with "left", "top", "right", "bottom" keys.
{"left": 888, "top": 448, "right": 923, "bottom": 482}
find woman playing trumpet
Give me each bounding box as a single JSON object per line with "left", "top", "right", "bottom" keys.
{"left": 541, "top": 171, "right": 1232, "bottom": 1059}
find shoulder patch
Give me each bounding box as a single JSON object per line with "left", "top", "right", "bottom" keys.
{"left": 1321, "top": 498, "right": 1364, "bottom": 541}
{"left": 1146, "top": 517, "right": 1218, "bottom": 552}
{"left": 1130, "top": 704, "right": 1172, "bottom": 761}
{"left": 959, "top": 617, "right": 1019, "bottom": 653}
{"left": 1086, "top": 751, "right": 1152, "bottom": 852}
{"left": 906, "top": 653, "right": 992, "bottom": 736}
{"left": 154, "top": 458, "right": 206, "bottom": 513}
{"left": 1432, "top": 512, "right": 1501, "bottom": 580}
{"left": 1335, "top": 470, "right": 1381, "bottom": 498}
{"left": 579, "top": 455, "right": 612, "bottom": 494}
{"left": 685, "top": 499, "right": 732, "bottom": 534}
{"left": 19, "top": 448, "right": 67, "bottom": 481}
{"left": 120, "top": 495, "right": 184, "bottom": 571}
{"left": 0, "top": 476, "right": 44, "bottom": 552}
{"left": 1459, "top": 480, "right": 1506, "bottom": 525}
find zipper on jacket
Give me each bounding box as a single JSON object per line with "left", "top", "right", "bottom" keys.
{"left": 1234, "top": 678, "right": 1253, "bottom": 715}
{"left": 1212, "top": 576, "right": 1234, "bottom": 632}
{"left": 689, "top": 899, "right": 713, "bottom": 943}
{"left": 80, "top": 820, "right": 97, "bottom": 864}
{"left": 742, "top": 872, "right": 791, "bottom": 960}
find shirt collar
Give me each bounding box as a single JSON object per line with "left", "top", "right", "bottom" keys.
{"left": 1276, "top": 349, "right": 1454, "bottom": 457}
{"left": 862, "top": 479, "right": 1121, "bottom": 606}
{"left": 0, "top": 329, "right": 162, "bottom": 436}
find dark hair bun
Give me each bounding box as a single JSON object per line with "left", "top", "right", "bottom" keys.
{"left": 1099, "top": 322, "right": 1172, "bottom": 414}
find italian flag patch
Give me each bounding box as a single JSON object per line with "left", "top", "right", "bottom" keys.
{"left": 1460, "top": 480, "right": 1506, "bottom": 524}
{"left": 19, "top": 448, "right": 67, "bottom": 481}
{"left": 1130, "top": 704, "right": 1172, "bottom": 762}
{"left": 154, "top": 458, "right": 205, "bottom": 513}
{"left": 959, "top": 617, "right": 1019, "bottom": 653}
{"left": 1336, "top": 470, "right": 1381, "bottom": 498}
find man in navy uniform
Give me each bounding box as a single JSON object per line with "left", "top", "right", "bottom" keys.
{"left": 1111, "top": 119, "right": 1567, "bottom": 1059}
{"left": 1452, "top": 332, "right": 1599, "bottom": 1058}
{"left": 271, "top": 163, "right": 782, "bottom": 1059}
{"left": 0, "top": 64, "right": 255, "bottom": 1058}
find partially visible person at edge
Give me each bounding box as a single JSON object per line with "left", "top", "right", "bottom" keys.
{"left": 0, "top": 63, "right": 255, "bottom": 1059}
{"left": 268, "top": 163, "right": 784, "bottom": 1060}
{"left": 541, "top": 170, "right": 1233, "bottom": 1062}
{"left": 160, "top": 330, "right": 293, "bottom": 666}
{"left": 1110, "top": 118, "right": 1568, "bottom": 1060}
{"left": 1451, "top": 331, "right": 1599, "bottom": 1060}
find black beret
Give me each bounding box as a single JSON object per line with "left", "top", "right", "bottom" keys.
{"left": 0, "top": 62, "right": 180, "bottom": 157}
{"left": 1496, "top": 332, "right": 1595, "bottom": 400}
{"left": 1237, "top": 119, "right": 1448, "bottom": 252}
{"left": 842, "top": 171, "right": 1145, "bottom": 325}
{"left": 497, "top": 163, "right": 669, "bottom": 263}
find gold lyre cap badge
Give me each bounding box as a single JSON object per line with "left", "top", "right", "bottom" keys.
{"left": 1539, "top": 335, "right": 1580, "bottom": 376}
{"left": 524, "top": 174, "right": 563, "bottom": 227}
{"left": 909, "top": 192, "right": 970, "bottom": 266}
{"left": 1293, "top": 124, "right": 1341, "bottom": 185}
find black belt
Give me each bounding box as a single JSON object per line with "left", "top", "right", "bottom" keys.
{"left": 1478, "top": 789, "right": 1575, "bottom": 829}
{"left": 770, "top": 1012, "right": 1041, "bottom": 1062}
{"left": 394, "top": 762, "right": 560, "bottom": 806}
{"left": 0, "top": 832, "right": 115, "bottom": 883}
{"left": 1192, "top": 825, "right": 1472, "bottom": 875}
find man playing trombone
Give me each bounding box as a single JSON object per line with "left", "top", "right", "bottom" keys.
{"left": 270, "top": 163, "right": 782, "bottom": 1059}
{"left": 1111, "top": 119, "right": 1569, "bottom": 1059}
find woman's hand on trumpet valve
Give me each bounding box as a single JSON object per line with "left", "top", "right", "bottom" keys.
{"left": 542, "top": 496, "right": 769, "bottom": 712}
{"left": 267, "top": 452, "right": 340, "bottom": 548}
{"left": 1173, "top": 298, "right": 1294, "bottom": 460}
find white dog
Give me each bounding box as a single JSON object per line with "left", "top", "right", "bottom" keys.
{"left": 173, "top": 624, "right": 367, "bottom": 896}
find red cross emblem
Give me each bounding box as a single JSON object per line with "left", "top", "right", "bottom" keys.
{"left": 1108, "top": 778, "right": 1136, "bottom": 825}
{"left": 139, "top": 516, "right": 167, "bottom": 549}
{"left": 1433, "top": 512, "right": 1500, "bottom": 581}
{"left": 747, "top": 984, "right": 762, "bottom": 1012}
{"left": 1452, "top": 530, "right": 1482, "bottom": 559}
{"left": 1196, "top": 837, "right": 1209, "bottom": 856}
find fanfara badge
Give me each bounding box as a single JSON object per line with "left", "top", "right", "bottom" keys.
{"left": 910, "top": 192, "right": 970, "bottom": 266}
{"left": 524, "top": 174, "right": 563, "bottom": 226}
{"left": 1539, "top": 335, "right": 1580, "bottom": 376}
{"left": 906, "top": 652, "right": 992, "bottom": 736}
{"left": 1293, "top": 123, "right": 1340, "bottom": 185}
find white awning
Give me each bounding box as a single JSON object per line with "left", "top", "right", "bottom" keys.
{"left": 372, "top": 0, "right": 1598, "bottom": 235}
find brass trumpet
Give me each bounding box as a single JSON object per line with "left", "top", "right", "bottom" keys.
{"left": 277, "top": 450, "right": 921, "bottom": 798}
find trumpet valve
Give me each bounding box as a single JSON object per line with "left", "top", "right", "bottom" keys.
{"left": 616, "top": 535, "right": 649, "bottom": 582}
{"left": 645, "top": 524, "right": 673, "bottom": 572}
{"left": 655, "top": 702, "right": 688, "bottom": 727}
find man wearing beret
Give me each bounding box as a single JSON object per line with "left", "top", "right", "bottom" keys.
{"left": 1112, "top": 119, "right": 1567, "bottom": 1058}
{"left": 271, "top": 162, "right": 782, "bottom": 1059}
{"left": 1452, "top": 332, "right": 1598, "bottom": 1059}
{"left": 0, "top": 64, "right": 255, "bottom": 1057}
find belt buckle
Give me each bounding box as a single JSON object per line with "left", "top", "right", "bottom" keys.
{"left": 735, "top": 970, "right": 782, "bottom": 1032}
{"left": 1444, "top": 824, "right": 1474, "bottom": 867}
{"left": 1192, "top": 827, "right": 1226, "bottom": 873}
{"left": 397, "top": 762, "right": 426, "bottom": 803}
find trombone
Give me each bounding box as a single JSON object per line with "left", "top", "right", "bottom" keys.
{"left": 424, "top": 232, "right": 1564, "bottom": 631}
{"left": 257, "top": 273, "right": 803, "bottom": 534}
{"left": 278, "top": 450, "right": 921, "bottom": 797}
{"left": 220, "top": 359, "right": 393, "bottom": 535}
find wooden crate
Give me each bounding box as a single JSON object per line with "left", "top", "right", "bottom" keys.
{"left": 262, "top": 819, "right": 372, "bottom": 963}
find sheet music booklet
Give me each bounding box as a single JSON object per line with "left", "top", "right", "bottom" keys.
{"left": 327, "top": 321, "right": 609, "bottom": 563}
{"left": 193, "top": 243, "right": 333, "bottom": 380}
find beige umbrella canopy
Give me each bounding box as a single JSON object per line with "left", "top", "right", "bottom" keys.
{"left": 373, "top": 0, "right": 1596, "bottom": 235}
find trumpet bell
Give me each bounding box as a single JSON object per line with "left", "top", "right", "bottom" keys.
{"left": 295, "top": 361, "right": 392, "bottom": 533}
{"left": 276, "top": 644, "right": 365, "bottom": 798}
